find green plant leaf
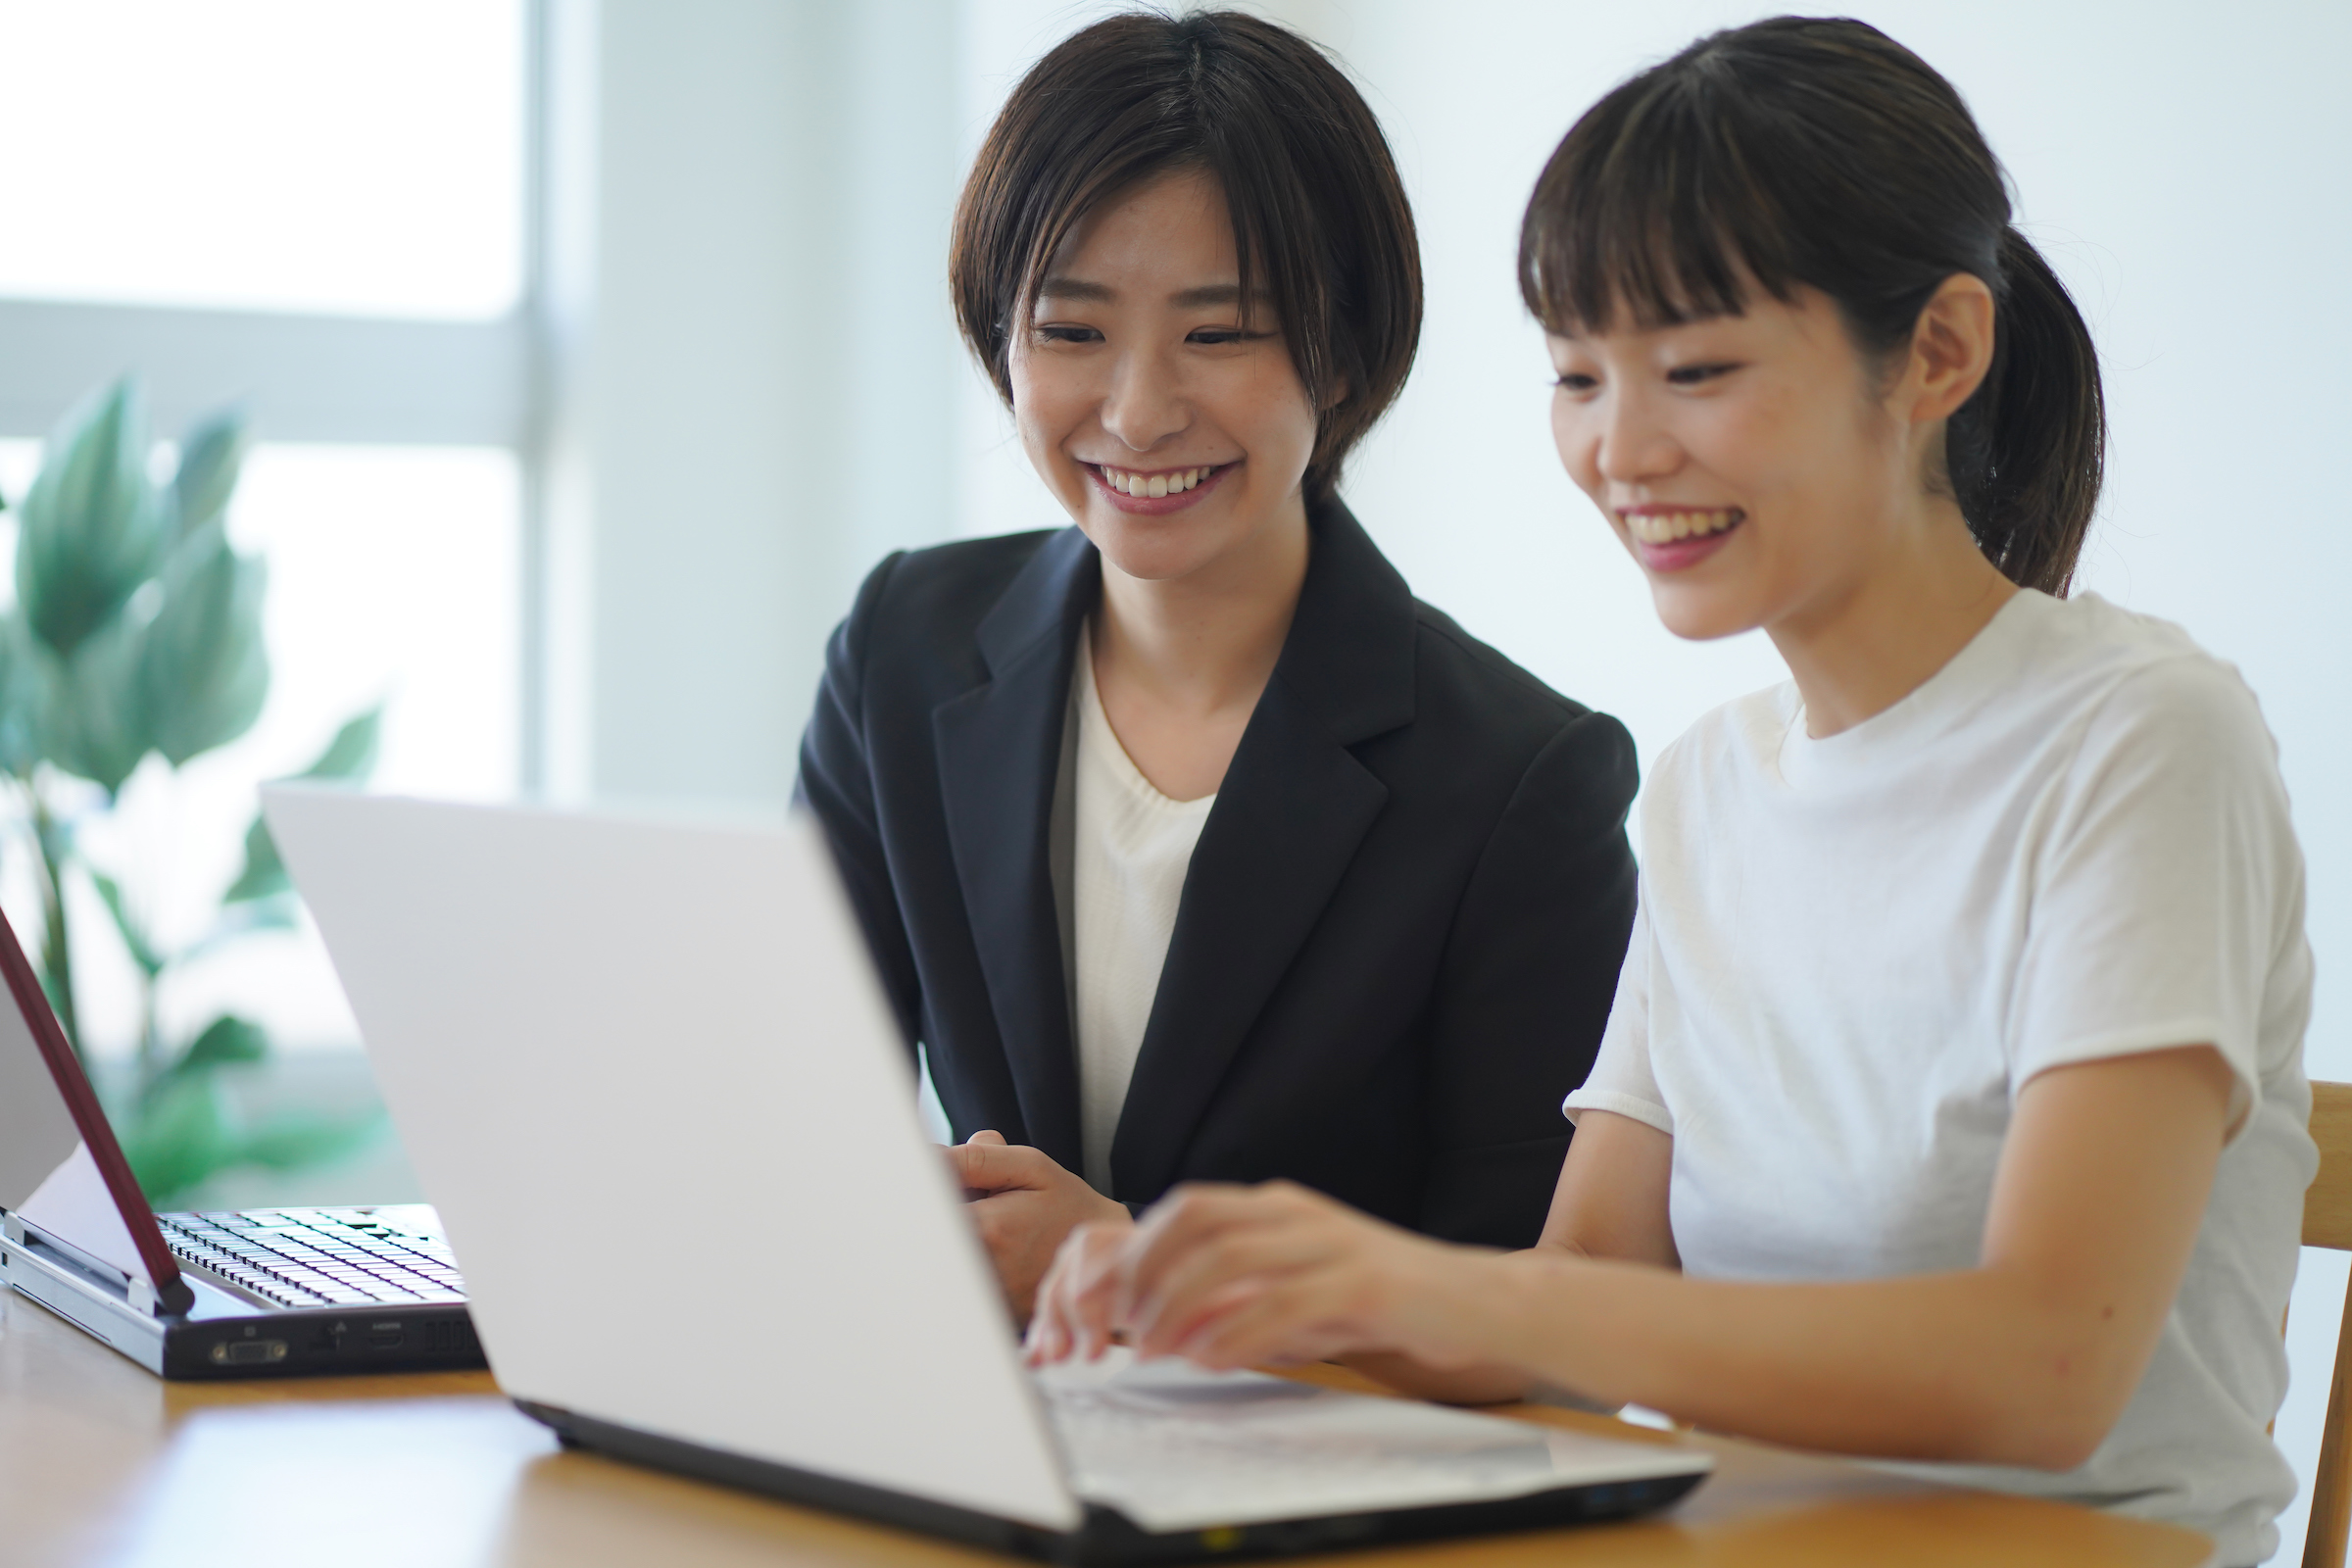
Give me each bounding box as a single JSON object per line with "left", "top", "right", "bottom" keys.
{"left": 136, "top": 518, "right": 270, "bottom": 766}
{"left": 17, "top": 379, "right": 170, "bottom": 661}
{"left": 0, "top": 615, "right": 53, "bottom": 777}
{"left": 87, "top": 871, "right": 164, "bottom": 979}
{"left": 221, "top": 813, "right": 291, "bottom": 904}
{"left": 119, "top": 1072, "right": 236, "bottom": 1205}
{"left": 222, "top": 705, "right": 383, "bottom": 906}
{"left": 298, "top": 705, "right": 382, "bottom": 782}
{"left": 177, "top": 1012, "right": 269, "bottom": 1071}
{"left": 170, "top": 408, "right": 249, "bottom": 538}
{"left": 49, "top": 612, "right": 151, "bottom": 793}
{"left": 241, "top": 1105, "right": 385, "bottom": 1171}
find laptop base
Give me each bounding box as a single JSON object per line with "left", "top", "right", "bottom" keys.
{"left": 514, "top": 1398, "right": 1707, "bottom": 1566}
{"left": 1, "top": 1224, "right": 484, "bottom": 1380}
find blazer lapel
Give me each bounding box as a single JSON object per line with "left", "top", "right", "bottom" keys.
{"left": 1108, "top": 502, "right": 1418, "bottom": 1201}
{"left": 932, "top": 528, "right": 1097, "bottom": 1171}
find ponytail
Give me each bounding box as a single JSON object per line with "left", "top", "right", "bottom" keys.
{"left": 1948, "top": 230, "right": 2105, "bottom": 596}
{"left": 1518, "top": 19, "right": 2107, "bottom": 595}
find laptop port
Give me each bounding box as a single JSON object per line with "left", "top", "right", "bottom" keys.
{"left": 210, "top": 1339, "right": 287, "bottom": 1366}
{"left": 369, "top": 1322, "right": 405, "bottom": 1348}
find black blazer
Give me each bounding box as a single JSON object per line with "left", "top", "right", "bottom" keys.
{"left": 798, "top": 501, "right": 1638, "bottom": 1248}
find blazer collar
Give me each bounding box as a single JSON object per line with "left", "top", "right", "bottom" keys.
{"left": 931, "top": 526, "right": 1098, "bottom": 1168}
{"left": 1108, "top": 498, "right": 1420, "bottom": 1200}
{"left": 1269, "top": 496, "right": 1419, "bottom": 743}
{"left": 935, "top": 500, "right": 1421, "bottom": 1192}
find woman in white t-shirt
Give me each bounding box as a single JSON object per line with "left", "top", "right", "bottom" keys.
{"left": 1027, "top": 18, "right": 2315, "bottom": 1563}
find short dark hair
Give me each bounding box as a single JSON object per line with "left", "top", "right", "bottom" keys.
{"left": 1519, "top": 17, "right": 2105, "bottom": 597}
{"left": 951, "top": 10, "right": 1421, "bottom": 507}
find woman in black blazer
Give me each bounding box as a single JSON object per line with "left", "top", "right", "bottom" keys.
{"left": 798, "top": 12, "right": 1637, "bottom": 1319}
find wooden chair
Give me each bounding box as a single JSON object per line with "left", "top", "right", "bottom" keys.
{"left": 2301, "top": 1081, "right": 2352, "bottom": 1568}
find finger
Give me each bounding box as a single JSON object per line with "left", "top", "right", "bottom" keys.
{"left": 969, "top": 1129, "right": 1008, "bottom": 1146}
{"left": 1065, "top": 1225, "right": 1134, "bottom": 1360}
{"left": 1116, "top": 1185, "right": 1302, "bottom": 1322}
{"left": 1173, "top": 1276, "right": 1361, "bottom": 1372}
{"left": 947, "top": 1135, "right": 1047, "bottom": 1196}
{"left": 1131, "top": 1224, "right": 1342, "bottom": 1356}
{"left": 1029, "top": 1222, "right": 1123, "bottom": 1364}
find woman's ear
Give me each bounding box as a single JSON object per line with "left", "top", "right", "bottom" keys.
{"left": 1903, "top": 272, "right": 1996, "bottom": 424}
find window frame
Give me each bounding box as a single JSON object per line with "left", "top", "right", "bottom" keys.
{"left": 0, "top": 0, "right": 553, "bottom": 791}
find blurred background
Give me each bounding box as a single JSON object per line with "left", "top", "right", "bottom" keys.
{"left": 0, "top": 1, "right": 2342, "bottom": 1557}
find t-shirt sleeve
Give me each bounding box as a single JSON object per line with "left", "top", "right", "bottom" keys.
{"left": 2008, "top": 657, "right": 2300, "bottom": 1139}
{"left": 1563, "top": 891, "right": 1675, "bottom": 1136}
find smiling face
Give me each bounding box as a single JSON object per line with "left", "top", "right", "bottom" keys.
{"left": 1547, "top": 286, "right": 1937, "bottom": 643}
{"left": 1007, "top": 169, "right": 1321, "bottom": 586}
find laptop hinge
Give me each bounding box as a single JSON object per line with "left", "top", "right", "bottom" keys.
{"left": 4, "top": 1209, "right": 170, "bottom": 1315}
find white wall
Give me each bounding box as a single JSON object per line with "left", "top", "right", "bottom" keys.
{"left": 549, "top": 0, "right": 959, "bottom": 807}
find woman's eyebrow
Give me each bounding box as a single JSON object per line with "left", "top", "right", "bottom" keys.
{"left": 1169, "top": 282, "right": 1242, "bottom": 307}
{"left": 1033, "top": 277, "right": 1269, "bottom": 308}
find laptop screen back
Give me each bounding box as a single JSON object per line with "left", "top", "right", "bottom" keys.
{"left": 263, "top": 789, "right": 1083, "bottom": 1533}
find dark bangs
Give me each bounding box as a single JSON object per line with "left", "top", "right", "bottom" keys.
{"left": 1518, "top": 67, "right": 1798, "bottom": 335}
{"left": 1518, "top": 19, "right": 2004, "bottom": 348}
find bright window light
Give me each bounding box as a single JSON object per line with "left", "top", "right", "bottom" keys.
{"left": 0, "top": 0, "right": 525, "bottom": 319}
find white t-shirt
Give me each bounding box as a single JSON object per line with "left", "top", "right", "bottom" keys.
{"left": 1071, "top": 625, "right": 1217, "bottom": 1196}
{"left": 1564, "top": 590, "right": 2315, "bottom": 1565}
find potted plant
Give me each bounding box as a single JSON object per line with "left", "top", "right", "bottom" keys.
{"left": 2, "top": 377, "right": 383, "bottom": 1204}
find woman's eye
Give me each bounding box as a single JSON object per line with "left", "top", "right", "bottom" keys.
{"left": 1187, "top": 327, "right": 1251, "bottom": 346}
{"left": 1553, "top": 372, "right": 1598, "bottom": 393}
{"left": 1666, "top": 362, "right": 1740, "bottom": 386}
{"left": 1035, "top": 323, "right": 1102, "bottom": 344}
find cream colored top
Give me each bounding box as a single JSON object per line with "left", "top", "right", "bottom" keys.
{"left": 1070, "top": 623, "right": 1217, "bottom": 1196}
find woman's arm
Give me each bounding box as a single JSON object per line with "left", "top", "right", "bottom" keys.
{"left": 1330, "top": 1108, "right": 1677, "bottom": 1402}
{"left": 1034, "top": 1044, "right": 2232, "bottom": 1469}
{"left": 795, "top": 551, "right": 925, "bottom": 1050}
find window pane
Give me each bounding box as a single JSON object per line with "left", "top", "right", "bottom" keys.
{"left": 0, "top": 1, "right": 524, "bottom": 319}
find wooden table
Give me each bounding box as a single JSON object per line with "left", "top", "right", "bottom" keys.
{"left": 0, "top": 1289, "right": 2215, "bottom": 1568}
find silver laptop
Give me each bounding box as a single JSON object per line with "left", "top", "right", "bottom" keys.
{"left": 262, "top": 788, "right": 1709, "bottom": 1561}
{"left": 0, "top": 898, "right": 481, "bottom": 1379}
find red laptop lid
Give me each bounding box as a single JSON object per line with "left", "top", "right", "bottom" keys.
{"left": 0, "top": 902, "right": 192, "bottom": 1313}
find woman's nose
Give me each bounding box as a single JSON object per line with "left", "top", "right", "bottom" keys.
{"left": 1594, "top": 389, "right": 1682, "bottom": 486}
{"left": 1099, "top": 348, "right": 1190, "bottom": 452}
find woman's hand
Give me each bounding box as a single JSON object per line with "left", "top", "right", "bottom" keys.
{"left": 1025, "top": 1179, "right": 1503, "bottom": 1374}
{"left": 947, "top": 1131, "right": 1132, "bottom": 1323}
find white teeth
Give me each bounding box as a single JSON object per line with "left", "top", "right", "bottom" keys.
{"left": 1101, "top": 465, "right": 1217, "bottom": 498}
{"left": 1626, "top": 509, "right": 1740, "bottom": 545}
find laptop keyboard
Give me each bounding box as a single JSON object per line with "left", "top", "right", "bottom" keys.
{"left": 157, "top": 1207, "right": 466, "bottom": 1310}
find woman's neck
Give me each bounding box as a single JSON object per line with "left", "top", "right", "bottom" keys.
{"left": 1769, "top": 498, "right": 2019, "bottom": 739}
{"left": 1090, "top": 501, "right": 1310, "bottom": 800}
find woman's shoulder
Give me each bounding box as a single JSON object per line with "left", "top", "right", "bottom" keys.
{"left": 1406, "top": 601, "right": 1595, "bottom": 729}
{"left": 1398, "top": 602, "right": 1638, "bottom": 801}
{"left": 2016, "top": 592, "right": 2276, "bottom": 762}
{"left": 856, "top": 528, "right": 1068, "bottom": 627}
